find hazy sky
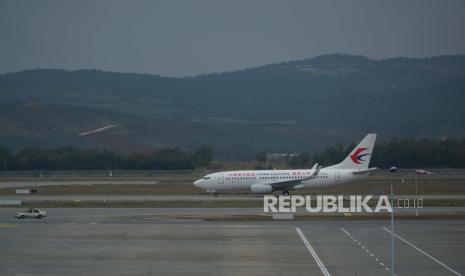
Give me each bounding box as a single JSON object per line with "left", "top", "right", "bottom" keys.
{"left": 1, "top": 0, "right": 465, "bottom": 76}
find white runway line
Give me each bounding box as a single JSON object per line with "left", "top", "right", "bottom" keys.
{"left": 383, "top": 227, "right": 462, "bottom": 276}
{"left": 295, "top": 227, "right": 331, "bottom": 276}
{"left": 340, "top": 227, "right": 391, "bottom": 271}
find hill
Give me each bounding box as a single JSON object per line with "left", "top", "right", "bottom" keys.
{"left": 1, "top": 54, "right": 465, "bottom": 159}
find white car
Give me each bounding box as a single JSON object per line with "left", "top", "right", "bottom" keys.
{"left": 15, "top": 209, "right": 48, "bottom": 219}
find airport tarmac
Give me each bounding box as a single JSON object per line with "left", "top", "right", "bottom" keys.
{"left": 0, "top": 180, "right": 160, "bottom": 188}
{"left": 0, "top": 208, "right": 464, "bottom": 275}
{"left": 2, "top": 194, "right": 465, "bottom": 202}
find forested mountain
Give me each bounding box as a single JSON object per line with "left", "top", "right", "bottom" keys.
{"left": 1, "top": 54, "right": 464, "bottom": 159}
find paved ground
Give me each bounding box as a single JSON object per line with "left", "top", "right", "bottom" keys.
{"left": 2, "top": 194, "right": 465, "bottom": 202}
{"left": 0, "top": 180, "right": 160, "bottom": 188}
{"left": 0, "top": 208, "right": 464, "bottom": 276}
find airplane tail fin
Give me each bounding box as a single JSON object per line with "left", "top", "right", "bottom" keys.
{"left": 331, "top": 134, "right": 377, "bottom": 170}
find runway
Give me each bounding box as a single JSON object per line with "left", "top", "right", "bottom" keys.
{"left": 0, "top": 208, "right": 464, "bottom": 275}
{"left": 0, "top": 180, "right": 160, "bottom": 188}
{"left": 2, "top": 194, "right": 465, "bottom": 202}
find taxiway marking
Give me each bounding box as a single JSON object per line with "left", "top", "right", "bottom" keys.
{"left": 340, "top": 227, "right": 392, "bottom": 273}
{"left": 383, "top": 227, "right": 462, "bottom": 276}
{"left": 295, "top": 227, "right": 330, "bottom": 276}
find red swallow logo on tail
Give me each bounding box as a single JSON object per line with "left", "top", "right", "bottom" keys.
{"left": 350, "top": 147, "right": 370, "bottom": 164}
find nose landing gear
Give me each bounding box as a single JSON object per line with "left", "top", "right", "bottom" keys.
{"left": 207, "top": 189, "right": 219, "bottom": 197}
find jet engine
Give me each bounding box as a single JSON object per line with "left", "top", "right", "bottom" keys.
{"left": 250, "top": 183, "right": 273, "bottom": 194}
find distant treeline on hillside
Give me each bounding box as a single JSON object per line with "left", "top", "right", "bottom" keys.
{"left": 287, "top": 138, "right": 465, "bottom": 169}
{"left": 0, "top": 138, "right": 464, "bottom": 170}
{"left": 0, "top": 145, "right": 212, "bottom": 170}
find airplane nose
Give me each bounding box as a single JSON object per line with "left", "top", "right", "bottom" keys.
{"left": 193, "top": 179, "right": 202, "bottom": 188}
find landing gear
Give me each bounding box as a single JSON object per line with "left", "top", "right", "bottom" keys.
{"left": 207, "top": 189, "right": 219, "bottom": 197}
{"left": 282, "top": 190, "right": 290, "bottom": 196}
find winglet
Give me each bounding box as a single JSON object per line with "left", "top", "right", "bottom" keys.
{"left": 310, "top": 163, "right": 320, "bottom": 177}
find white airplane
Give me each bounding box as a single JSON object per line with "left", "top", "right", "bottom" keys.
{"left": 193, "top": 134, "right": 377, "bottom": 195}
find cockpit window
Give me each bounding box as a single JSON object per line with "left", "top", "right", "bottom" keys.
{"left": 203, "top": 176, "right": 211, "bottom": 180}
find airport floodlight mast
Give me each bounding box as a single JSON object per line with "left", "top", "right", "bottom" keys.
{"left": 389, "top": 166, "right": 398, "bottom": 276}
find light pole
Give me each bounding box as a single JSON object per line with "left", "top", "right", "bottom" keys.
{"left": 389, "top": 166, "right": 398, "bottom": 276}
{"left": 415, "top": 170, "right": 419, "bottom": 217}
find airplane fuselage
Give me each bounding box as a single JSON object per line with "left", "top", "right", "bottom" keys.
{"left": 193, "top": 133, "right": 378, "bottom": 194}
{"left": 193, "top": 167, "right": 367, "bottom": 194}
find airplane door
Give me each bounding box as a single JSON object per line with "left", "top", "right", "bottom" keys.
{"left": 335, "top": 171, "right": 341, "bottom": 184}
{"left": 218, "top": 174, "right": 224, "bottom": 184}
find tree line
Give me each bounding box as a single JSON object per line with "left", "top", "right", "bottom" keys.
{"left": 1, "top": 137, "right": 464, "bottom": 170}
{"left": 0, "top": 145, "right": 212, "bottom": 170}
{"left": 287, "top": 137, "right": 465, "bottom": 169}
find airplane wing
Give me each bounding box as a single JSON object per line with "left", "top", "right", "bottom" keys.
{"left": 352, "top": 167, "right": 378, "bottom": 175}
{"left": 267, "top": 163, "right": 321, "bottom": 190}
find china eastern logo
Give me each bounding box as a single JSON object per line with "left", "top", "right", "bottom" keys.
{"left": 350, "top": 147, "right": 370, "bottom": 164}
